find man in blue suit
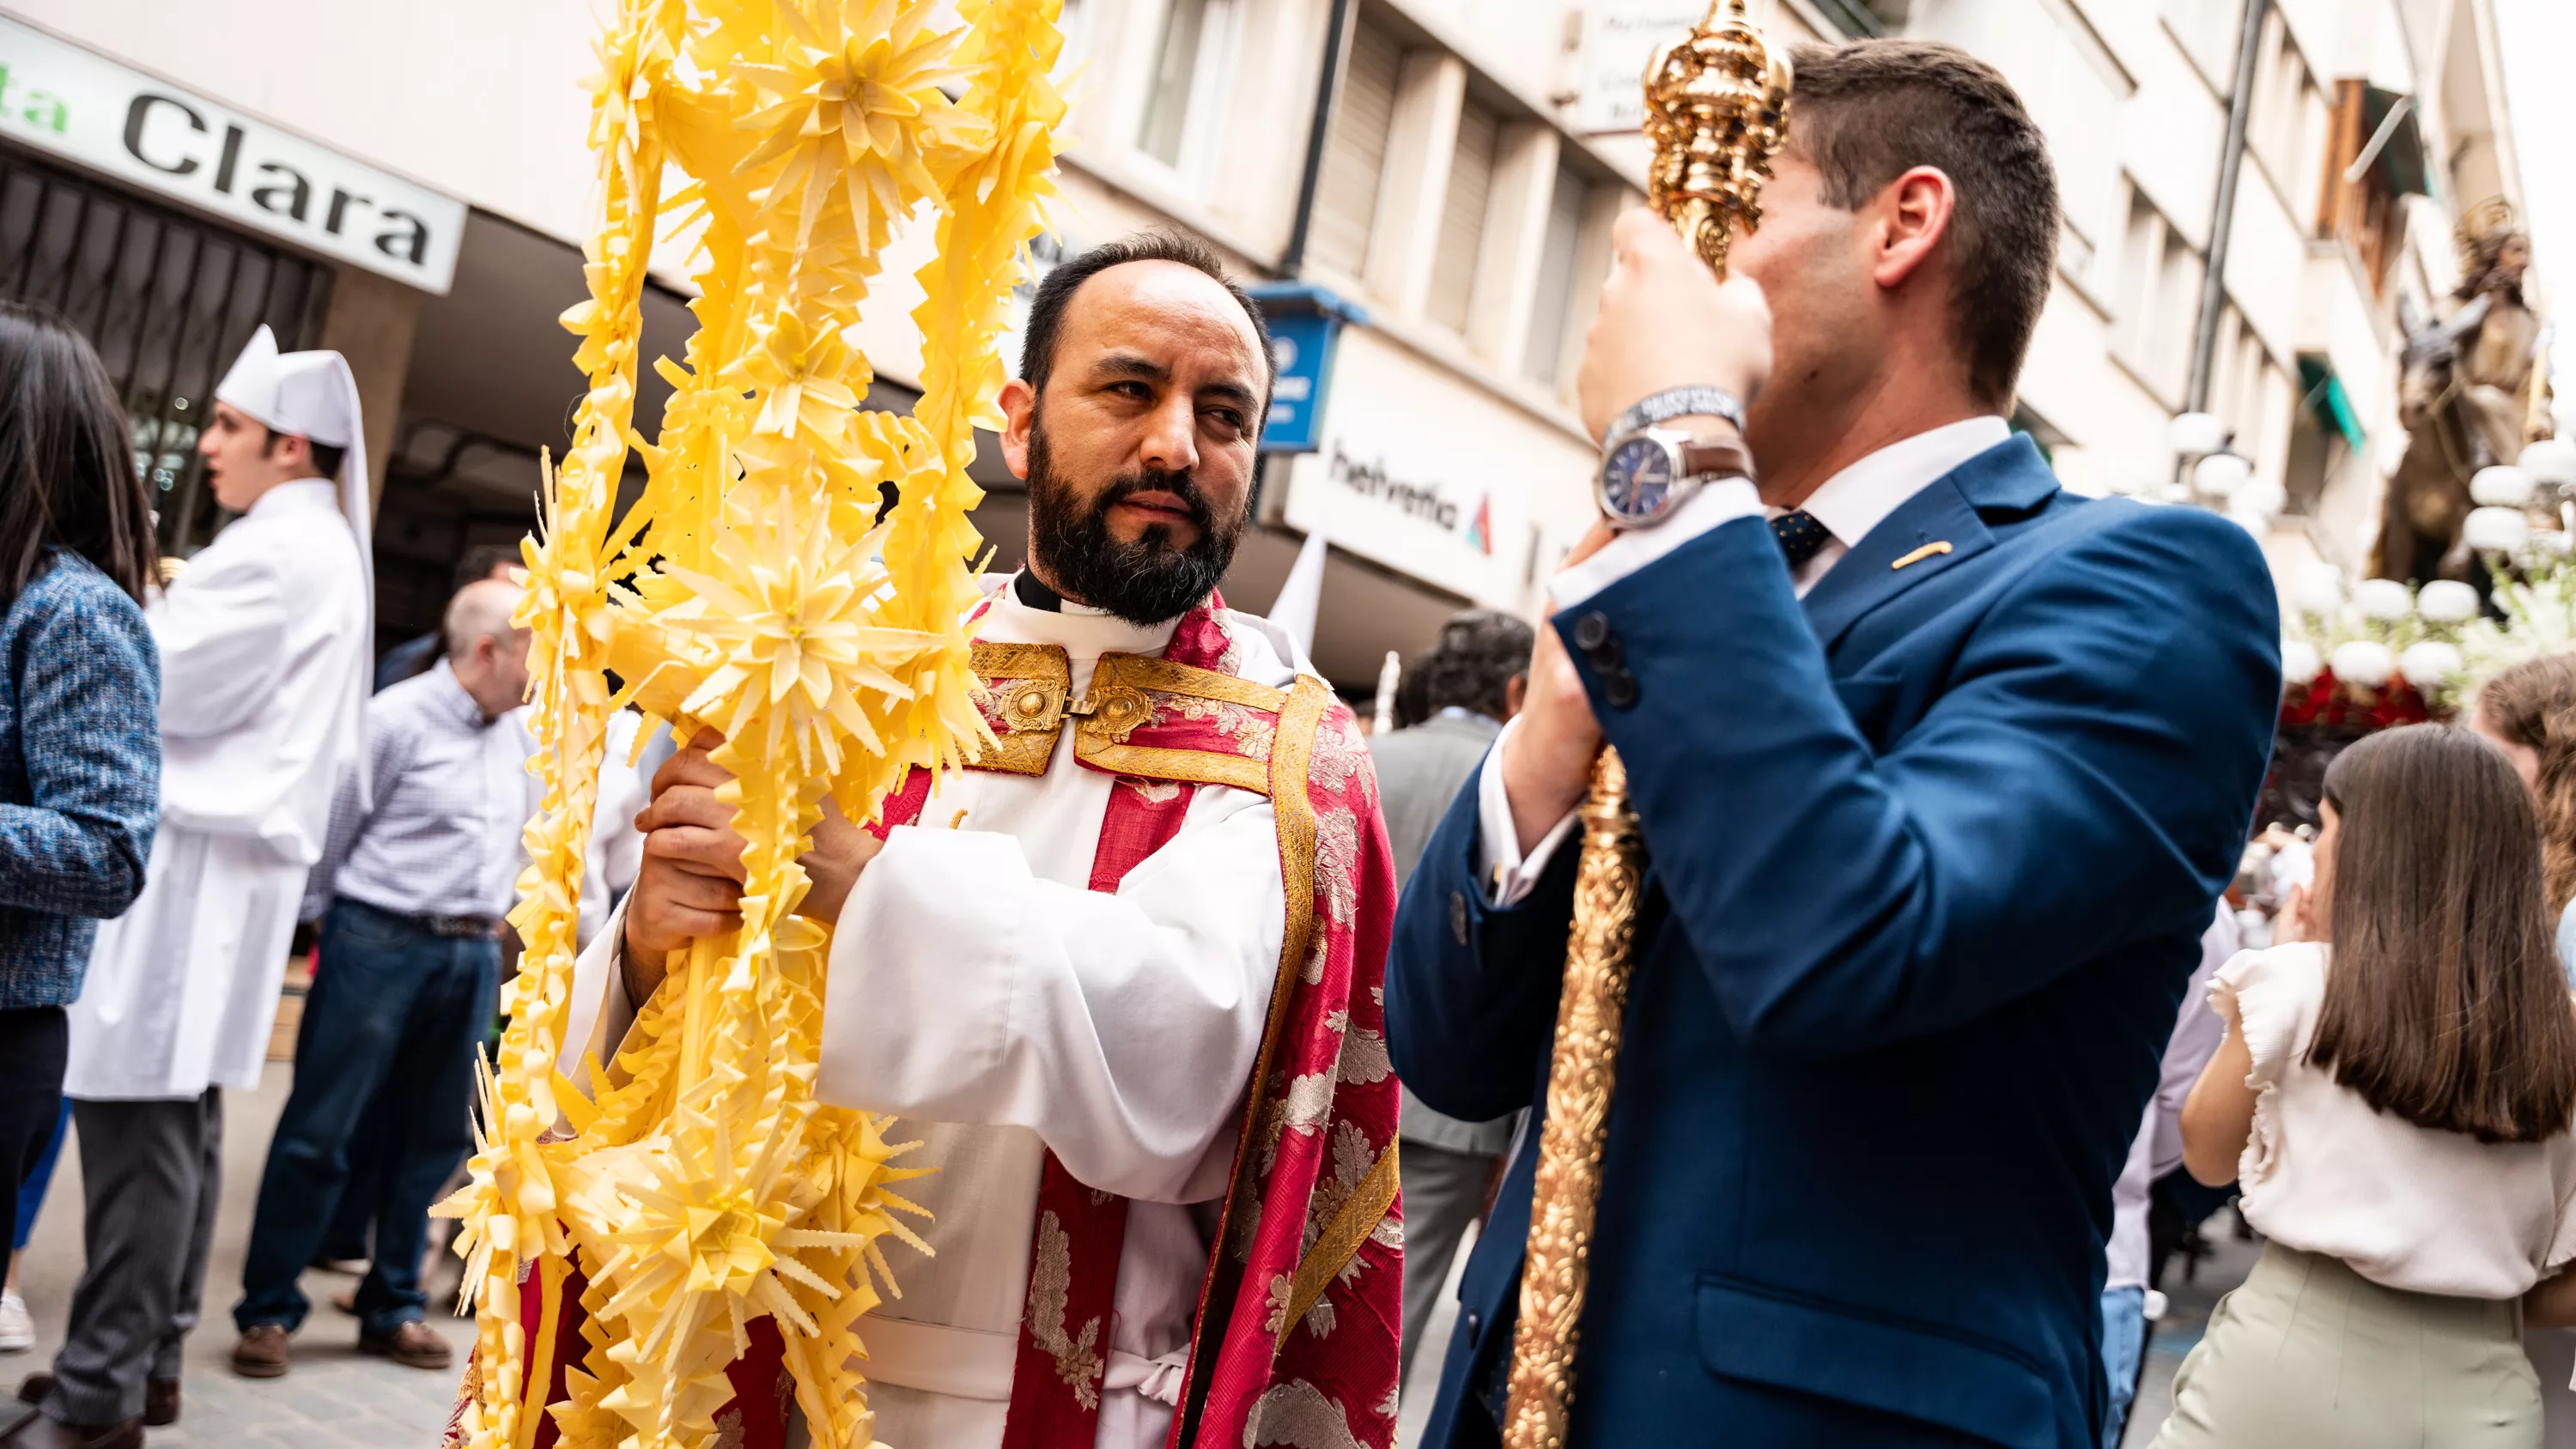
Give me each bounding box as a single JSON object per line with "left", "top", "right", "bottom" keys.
{"left": 1388, "top": 39, "right": 2279, "bottom": 1449}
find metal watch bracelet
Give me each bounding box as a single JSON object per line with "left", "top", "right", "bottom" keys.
{"left": 1606, "top": 385, "right": 1747, "bottom": 441}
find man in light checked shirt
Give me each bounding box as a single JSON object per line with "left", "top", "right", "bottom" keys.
{"left": 228, "top": 579, "right": 535, "bottom": 1380}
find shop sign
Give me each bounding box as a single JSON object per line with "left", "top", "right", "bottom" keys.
{"left": 0, "top": 16, "right": 465, "bottom": 293}
{"left": 1246, "top": 282, "right": 1365, "bottom": 454}
{"left": 1283, "top": 326, "right": 1587, "bottom": 606}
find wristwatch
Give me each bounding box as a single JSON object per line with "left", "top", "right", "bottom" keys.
{"left": 1596, "top": 427, "right": 1755, "bottom": 530}
{"left": 1605, "top": 385, "right": 1748, "bottom": 443}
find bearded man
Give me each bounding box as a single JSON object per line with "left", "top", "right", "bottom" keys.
{"left": 544, "top": 232, "right": 1404, "bottom": 1449}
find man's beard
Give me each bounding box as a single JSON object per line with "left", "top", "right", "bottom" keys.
{"left": 1024, "top": 422, "right": 1244, "bottom": 626}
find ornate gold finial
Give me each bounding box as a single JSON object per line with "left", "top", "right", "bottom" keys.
{"left": 1643, "top": 0, "right": 1793, "bottom": 279}
{"left": 1503, "top": 13, "right": 1789, "bottom": 1449}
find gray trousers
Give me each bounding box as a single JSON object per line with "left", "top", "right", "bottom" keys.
{"left": 1400, "top": 1137, "right": 1502, "bottom": 1385}
{"left": 43, "top": 1092, "right": 222, "bottom": 1428}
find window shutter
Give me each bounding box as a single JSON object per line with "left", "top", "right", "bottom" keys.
{"left": 1309, "top": 21, "right": 1400, "bottom": 280}
{"left": 1522, "top": 168, "right": 1589, "bottom": 385}
{"left": 1428, "top": 96, "right": 1499, "bottom": 333}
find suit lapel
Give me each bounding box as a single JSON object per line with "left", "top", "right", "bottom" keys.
{"left": 1799, "top": 434, "right": 2058, "bottom": 654}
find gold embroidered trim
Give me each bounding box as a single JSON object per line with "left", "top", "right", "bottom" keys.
{"left": 1081, "top": 742, "right": 1271, "bottom": 796}
{"left": 1026, "top": 1209, "right": 1107, "bottom": 1410}
{"left": 1280, "top": 1137, "right": 1400, "bottom": 1343}
{"left": 1248, "top": 677, "right": 1328, "bottom": 1346}
{"left": 963, "top": 644, "right": 1291, "bottom": 786}
{"left": 970, "top": 642, "right": 1072, "bottom": 776}
{"left": 1091, "top": 653, "right": 1291, "bottom": 714}
{"left": 1166, "top": 674, "right": 1328, "bottom": 1424}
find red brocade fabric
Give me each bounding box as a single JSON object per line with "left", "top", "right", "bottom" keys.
{"left": 461, "top": 596, "right": 1402, "bottom": 1449}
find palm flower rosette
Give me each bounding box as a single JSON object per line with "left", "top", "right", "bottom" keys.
{"left": 439, "top": 0, "right": 1060, "bottom": 1445}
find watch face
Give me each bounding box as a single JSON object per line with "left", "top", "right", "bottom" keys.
{"left": 1601, "top": 436, "right": 1676, "bottom": 520}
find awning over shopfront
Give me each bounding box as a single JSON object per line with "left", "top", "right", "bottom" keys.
{"left": 2298, "top": 355, "right": 2368, "bottom": 457}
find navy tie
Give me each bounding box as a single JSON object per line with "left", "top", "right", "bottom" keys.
{"left": 1771, "top": 510, "right": 1832, "bottom": 568}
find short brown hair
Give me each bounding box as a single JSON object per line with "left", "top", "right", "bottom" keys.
{"left": 1787, "top": 39, "right": 2058, "bottom": 407}
{"left": 2476, "top": 654, "right": 2576, "bottom": 911}
{"left": 2312, "top": 725, "right": 2576, "bottom": 1143}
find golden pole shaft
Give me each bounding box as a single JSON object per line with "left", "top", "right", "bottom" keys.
{"left": 1502, "top": 748, "right": 1645, "bottom": 1449}
{"left": 1502, "top": 4, "right": 1786, "bottom": 1440}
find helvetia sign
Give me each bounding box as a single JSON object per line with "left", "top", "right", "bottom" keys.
{"left": 0, "top": 15, "right": 465, "bottom": 294}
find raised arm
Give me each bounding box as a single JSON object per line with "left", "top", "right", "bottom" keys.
{"left": 0, "top": 574, "right": 160, "bottom": 919}
{"left": 1569, "top": 505, "right": 2278, "bottom": 1056}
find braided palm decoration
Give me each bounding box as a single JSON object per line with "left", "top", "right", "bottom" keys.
{"left": 435, "top": 2, "right": 1063, "bottom": 1446}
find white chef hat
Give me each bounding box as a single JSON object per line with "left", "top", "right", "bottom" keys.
{"left": 214, "top": 324, "right": 375, "bottom": 806}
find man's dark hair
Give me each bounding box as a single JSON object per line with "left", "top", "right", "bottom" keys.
{"left": 1788, "top": 39, "right": 2059, "bottom": 407}
{"left": 261, "top": 426, "right": 347, "bottom": 482}
{"left": 1018, "top": 230, "right": 1276, "bottom": 422}
{"left": 456, "top": 543, "right": 520, "bottom": 588}
{"left": 1410, "top": 609, "right": 1535, "bottom": 723}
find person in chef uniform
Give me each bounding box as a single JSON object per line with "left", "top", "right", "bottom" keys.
{"left": 9, "top": 327, "right": 373, "bottom": 1449}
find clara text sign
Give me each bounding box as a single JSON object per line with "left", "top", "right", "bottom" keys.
{"left": 0, "top": 16, "right": 465, "bottom": 293}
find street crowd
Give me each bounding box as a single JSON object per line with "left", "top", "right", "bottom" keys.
{"left": 3, "top": 33, "right": 2576, "bottom": 1449}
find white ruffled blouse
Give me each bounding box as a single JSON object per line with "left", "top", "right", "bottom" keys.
{"left": 2219, "top": 943, "right": 2576, "bottom": 1300}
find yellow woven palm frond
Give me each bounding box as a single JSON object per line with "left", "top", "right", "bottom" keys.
{"left": 439, "top": 0, "right": 1063, "bottom": 1445}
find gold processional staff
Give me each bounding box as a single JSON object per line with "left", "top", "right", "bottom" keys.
{"left": 1502, "top": 3, "right": 1790, "bottom": 1446}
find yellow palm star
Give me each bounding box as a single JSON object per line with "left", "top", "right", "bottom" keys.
{"left": 733, "top": 0, "right": 982, "bottom": 239}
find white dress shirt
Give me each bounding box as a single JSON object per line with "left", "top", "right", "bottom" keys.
{"left": 303, "top": 660, "right": 540, "bottom": 921}
{"left": 1480, "top": 415, "right": 2014, "bottom": 904}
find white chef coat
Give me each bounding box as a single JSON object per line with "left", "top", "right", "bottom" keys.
{"left": 560, "top": 579, "right": 1300, "bottom": 1449}
{"left": 66, "top": 480, "right": 370, "bottom": 1100}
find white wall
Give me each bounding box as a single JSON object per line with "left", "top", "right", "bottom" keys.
{"left": 9, "top": 0, "right": 604, "bottom": 244}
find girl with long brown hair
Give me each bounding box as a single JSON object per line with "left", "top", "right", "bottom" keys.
{"left": 2154, "top": 724, "right": 2576, "bottom": 1448}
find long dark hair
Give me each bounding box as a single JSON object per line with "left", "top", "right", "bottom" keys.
{"left": 0, "top": 302, "right": 156, "bottom": 606}
{"left": 2312, "top": 724, "right": 2576, "bottom": 1143}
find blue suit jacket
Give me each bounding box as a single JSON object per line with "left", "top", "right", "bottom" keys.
{"left": 1388, "top": 437, "right": 2279, "bottom": 1449}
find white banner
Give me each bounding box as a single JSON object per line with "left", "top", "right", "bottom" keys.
{"left": 0, "top": 15, "right": 465, "bottom": 293}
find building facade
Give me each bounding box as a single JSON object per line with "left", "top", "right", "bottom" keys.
{"left": 0, "top": 0, "right": 2541, "bottom": 684}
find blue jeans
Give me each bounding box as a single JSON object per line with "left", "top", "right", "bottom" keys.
{"left": 234, "top": 900, "right": 496, "bottom": 1336}
{"left": 2101, "top": 1284, "right": 2148, "bottom": 1446}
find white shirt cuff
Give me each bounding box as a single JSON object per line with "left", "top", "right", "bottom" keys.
{"left": 1474, "top": 718, "right": 1582, "bottom": 907}
{"left": 1549, "top": 475, "right": 1762, "bottom": 609}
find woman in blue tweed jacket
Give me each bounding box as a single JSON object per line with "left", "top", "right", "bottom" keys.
{"left": 0, "top": 302, "right": 161, "bottom": 1277}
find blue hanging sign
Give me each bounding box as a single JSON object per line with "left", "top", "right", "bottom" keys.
{"left": 1246, "top": 282, "right": 1367, "bottom": 455}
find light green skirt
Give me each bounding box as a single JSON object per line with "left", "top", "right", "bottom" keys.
{"left": 2152, "top": 1241, "right": 2540, "bottom": 1449}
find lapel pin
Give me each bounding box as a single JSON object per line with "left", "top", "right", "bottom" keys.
{"left": 1891, "top": 542, "right": 1954, "bottom": 571}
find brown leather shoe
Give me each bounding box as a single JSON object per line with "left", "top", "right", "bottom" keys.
{"left": 231, "top": 1323, "right": 291, "bottom": 1379}
{"left": 10, "top": 1377, "right": 174, "bottom": 1428}
{"left": 356, "top": 1320, "right": 451, "bottom": 1371}
{"left": 0, "top": 1405, "right": 143, "bottom": 1449}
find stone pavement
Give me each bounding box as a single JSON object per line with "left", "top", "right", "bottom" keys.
{"left": 1, "top": 1063, "right": 474, "bottom": 1448}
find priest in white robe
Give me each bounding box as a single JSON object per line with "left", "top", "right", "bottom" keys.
{"left": 515, "top": 234, "right": 1406, "bottom": 1449}
{"left": 18, "top": 330, "right": 373, "bottom": 1449}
